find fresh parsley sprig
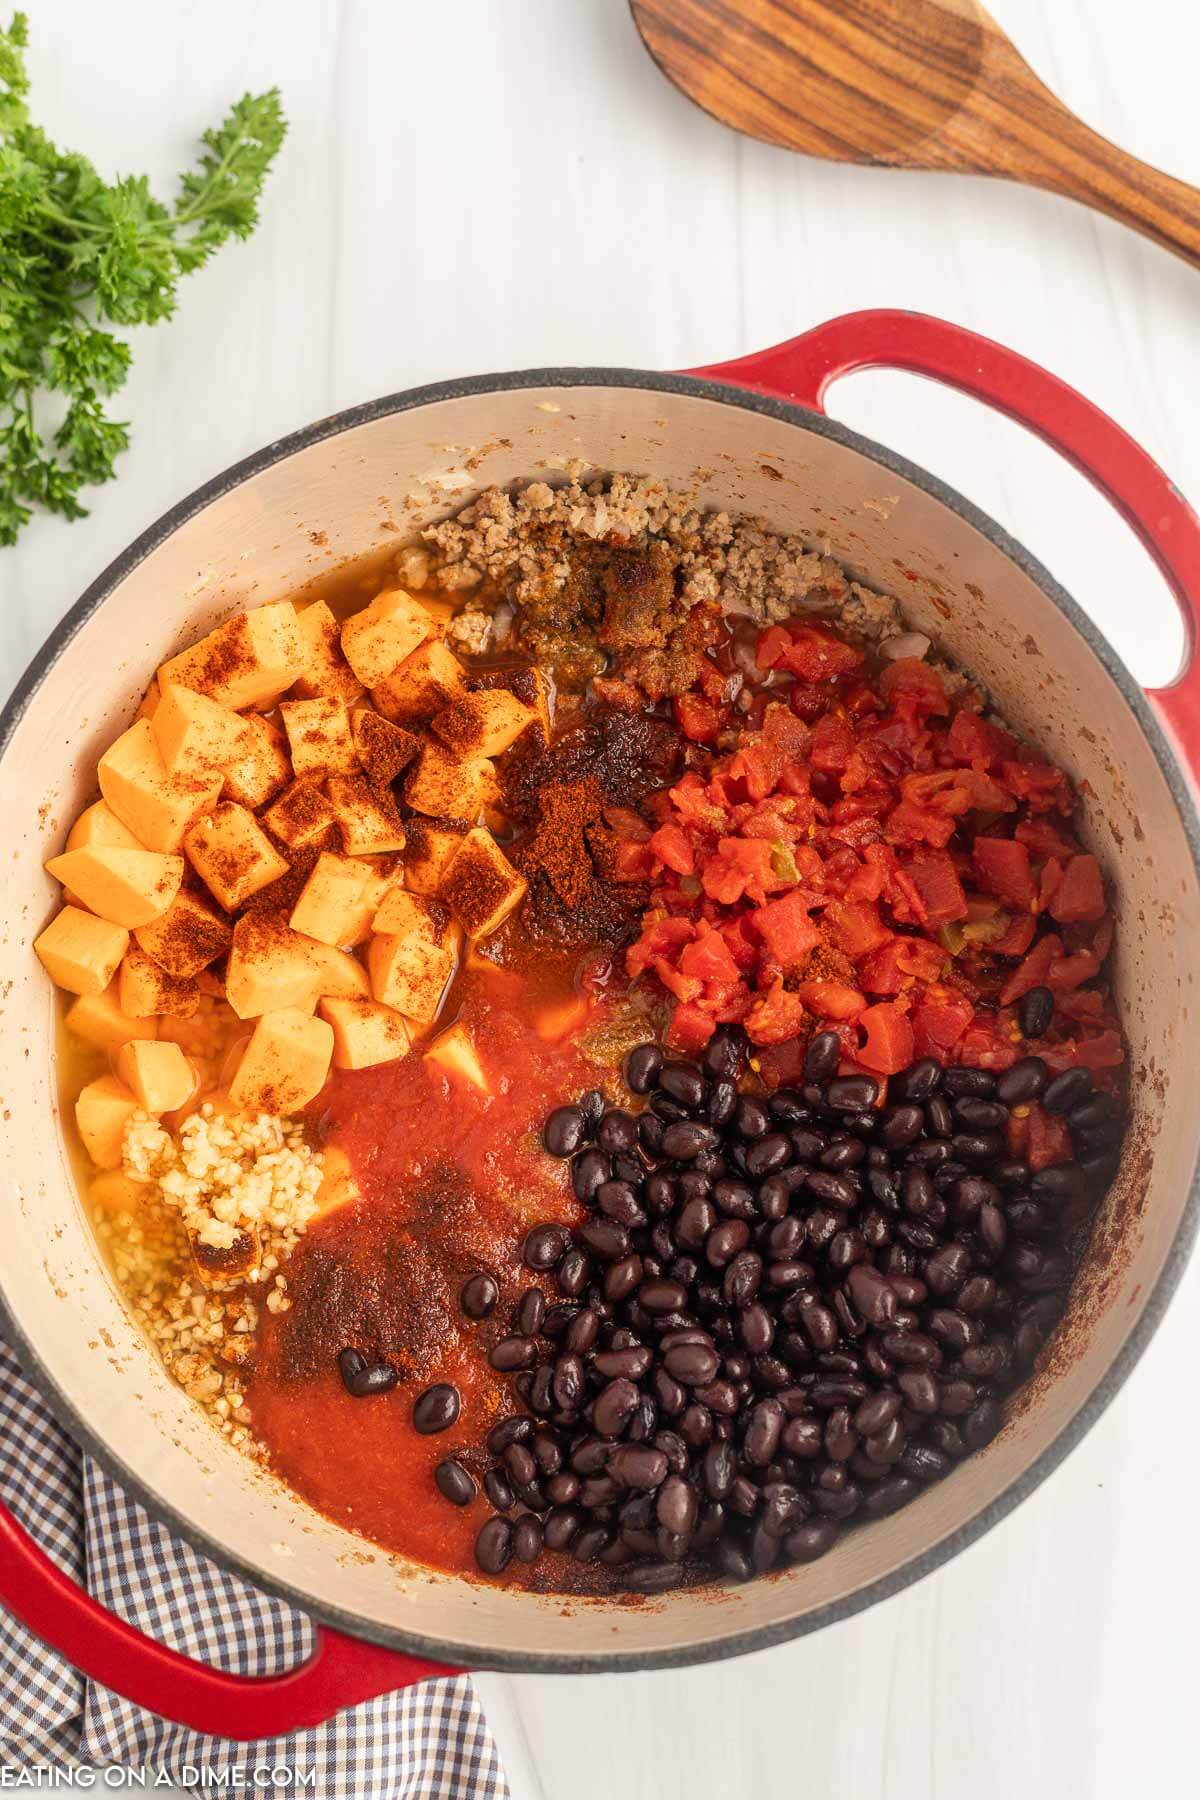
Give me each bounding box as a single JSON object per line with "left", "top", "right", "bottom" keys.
{"left": 0, "top": 12, "right": 286, "bottom": 546}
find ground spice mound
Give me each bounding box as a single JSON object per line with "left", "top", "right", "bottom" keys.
{"left": 274, "top": 1179, "right": 475, "bottom": 1384}
{"left": 503, "top": 708, "right": 681, "bottom": 949}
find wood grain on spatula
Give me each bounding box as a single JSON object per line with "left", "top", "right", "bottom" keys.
{"left": 631, "top": 0, "right": 1200, "bottom": 270}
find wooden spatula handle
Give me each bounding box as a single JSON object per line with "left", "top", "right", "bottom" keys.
{"left": 1015, "top": 111, "right": 1200, "bottom": 271}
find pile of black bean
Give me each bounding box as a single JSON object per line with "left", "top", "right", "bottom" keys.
{"left": 456, "top": 1012, "right": 1123, "bottom": 1589}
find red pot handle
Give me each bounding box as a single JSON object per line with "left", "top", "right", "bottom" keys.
{"left": 0, "top": 1499, "right": 460, "bottom": 1739}
{"left": 689, "top": 309, "right": 1200, "bottom": 775}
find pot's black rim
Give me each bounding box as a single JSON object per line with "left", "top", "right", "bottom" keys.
{"left": 3, "top": 360, "right": 1199, "bottom": 1681}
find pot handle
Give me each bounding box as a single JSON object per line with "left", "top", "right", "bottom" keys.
{"left": 0, "top": 1499, "right": 460, "bottom": 1739}
{"left": 689, "top": 309, "right": 1200, "bottom": 772}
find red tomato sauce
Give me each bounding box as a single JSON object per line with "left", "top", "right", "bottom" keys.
{"left": 246, "top": 959, "right": 621, "bottom": 1587}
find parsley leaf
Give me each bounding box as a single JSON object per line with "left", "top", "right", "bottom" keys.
{"left": 0, "top": 12, "right": 286, "bottom": 546}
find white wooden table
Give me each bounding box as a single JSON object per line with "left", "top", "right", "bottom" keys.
{"left": 4, "top": 2, "right": 1198, "bottom": 1795}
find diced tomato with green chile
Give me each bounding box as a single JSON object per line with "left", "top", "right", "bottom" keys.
{"left": 619, "top": 620, "right": 1123, "bottom": 1082}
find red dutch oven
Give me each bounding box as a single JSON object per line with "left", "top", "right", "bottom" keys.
{"left": 1, "top": 311, "right": 1198, "bottom": 1736}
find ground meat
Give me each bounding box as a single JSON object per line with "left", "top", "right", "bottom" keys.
{"left": 420, "top": 473, "right": 905, "bottom": 700}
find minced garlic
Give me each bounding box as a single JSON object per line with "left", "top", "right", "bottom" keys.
{"left": 123, "top": 1103, "right": 324, "bottom": 1251}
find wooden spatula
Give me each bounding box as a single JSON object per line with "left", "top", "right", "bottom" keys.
{"left": 630, "top": 0, "right": 1200, "bottom": 270}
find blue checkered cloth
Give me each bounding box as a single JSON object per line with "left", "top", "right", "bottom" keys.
{"left": 0, "top": 1341, "right": 510, "bottom": 1796}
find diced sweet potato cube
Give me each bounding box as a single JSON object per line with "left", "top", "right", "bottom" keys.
{"left": 134, "top": 890, "right": 231, "bottom": 979}
{"left": 403, "top": 742, "right": 491, "bottom": 820}
{"left": 349, "top": 707, "right": 419, "bottom": 788}
{"left": 279, "top": 697, "right": 359, "bottom": 778}
{"left": 88, "top": 1170, "right": 150, "bottom": 1212}
{"left": 303, "top": 939, "right": 370, "bottom": 1000}
{"left": 367, "top": 892, "right": 459, "bottom": 1024}
{"left": 66, "top": 800, "right": 143, "bottom": 854}
{"left": 135, "top": 679, "right": 161, "bottom": 723}
{"left": 65, "top": 981, "right": 158, "bottom": 1054}
{"left": 152, "top": 684, "right": 251, "bottom": 778}
{"left": 533, "top": 994, "right": 591, "bottom": 1043}
{"left": 115, "top": 1039, "right": 194, "bottom": 1114}
{"left": 75, "top": 1075, "right": 140, "bottom": 1169}
{"left": 432, "top": 689, "right": 536, "bottom": 759}
{"left": 439, "top": 828, "right": 527, "bottom": 938}
{"left": 118, "top": 947, "right": 200, "bottom": 1018}
{"left": 44, "top": 847, "right": 183, "bottom": 929}
{"left": 471, "top": 666, "right": 552, "bottom": 742}
{"left": 222, "top": 714, "right": 292, "bottom": 810}
{"left": 159, "top": 602, "right": 305, "bottom": 710}
{"left": 292, "top": 600, "right": 364, "bottom": 704}
{"left": 340, "top": 588, "right": 432, "bottom": 687}
{"left": 319, "top": 995, "right": 411, "bottom": 1070}
{"left": 228, "top": 1007, "right": 334, "bottom": 1114}
{"left": 423, "top": 1021, "right": 489, "bottom": 1094}
{"left": 289, "top": 852, "right": 382, "bottom": 947}
{"left": 262, "top": 779, "right": 339, "bottom": 854}
{"left": 185, "top": 804, "right": 290, "bottom": 911}
{"left": 372, "top": 639, "right": 464, "bottom": 725}
{"left": 35, "top": 906, "right": 129, "bottom": 996}
{"left": 225, "top": 914, "right": 321, "bottom": 1019}
{"left": 98, "top": 719, "right": 222, "bottom": 853}
{"left": 325, "top": 774, "right": 406, "bottom": 856}
{"left": 403, "top": 816, "right": 470, "bottom": 896}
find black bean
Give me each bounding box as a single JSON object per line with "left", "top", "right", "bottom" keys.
{"left": 744, "top": 1398, "right": 785, "bottom": 1466}
{"left": 490, "top": 1336, "right": 537, "bottom": 1373}
{"left": 1031, "top": 1162, "right": 1086, "bottom": 1201}
{"left": 845, "top": 1264, "right": 895, "bottom": 1326}
{"left": 894, "top": 1057, "right": 943, "bottom": 1102}
{"left": 593, "top": 1377, "right": 641, "bottom": 1438}
{"left": 898, "top": 1370, "right": 940, "bottom": 1413}
{"left": 578, "top": 1219, "right": 629, "bottom": 1261}
{"left": 552, "top": 1354, "right": 586, "bottom": 1411}
{"left": 524, "top": 1224, "right": 570, "bottom": 1270}
{"left": 963, "top": 1396, "right": 1003, "bottom": 1449}
{"left": 703, "top": 1028, "right": 745, "bottom": 1081}
{"left": 707, "top": 1078, "right": 738, "bottom": 1128}
{"left": 434, "top": 1457, "right": 476, "bottom": 1505}
{"left": 504, "top": 1443, "right": 537, "bottom": 1488}
{"left": 511, "top": 1516, "right": 543, "bottom": 1563}
{"left": 487, "top": 1416, "right": 533, "bottom": 1456}
{"left": 413, "top": 1383, "right": 460, "bottom": 1434}
{"left": 625, "top": 1043, "right": 663, "bottom": 1094}
{"left": 924, "top": 1241, "right": 972, "bottom": 1296}
{"left": 854, "top": 1390, "right": 902, "bottom": 1435}
{"left": 475, "top": 1517, "right": 514, "bottom": 1574}
{"left": 786, "top": 1518, "right": 841, "bottom": 1562}
{"left": 1042, "top": 1067, "right": 1094, "bottom": 1113}
{"left": 564, "top": 1308, "right": 601, "bottom": 1355}
{"left": 594, "top": 1345, "right": 652, "bottom": 1380}
{"left": 459, "top": 1274, "right": 499, "bottom": 1320}
{"left": 544, "top": 1505, "right": 581, "bottom": 1551}
{"left": 805, "top": 1030, "right": 842, "bottom": 1082}
{"left": 597, "top": 1111, "right": 639, "bottom": 1157}
{"left": 515, "top": 1287, "right": 546, "bottom": 1337}
{"left": 609, "top": 1445, "right": 670, "bottom": 1489}
{"left": 706, "top": 1219, "right": 751, "bottom": 1267}
{"left": 638, "top": 1113, "right": 665, "bottom": 1157}
{"left": 943, "top": 1067, "right": 997, "bottom": 1099}
{"left": 1018, "top": 985, "right": 1055, "bottom": 1038}
{"left": 806, "top": 1171, "right": 857, "bottom": 1209}
{"left": 735, "top": 1097, "right": 772, "bottom": 1139}
{"left": 656, "top": 1059, "right": 704, "bottom": 1110}
{"left": 882, "top": 1105, "right": 924, "bottom": 1150}
{"left": 483, "top": 1468, "right": 515, "bottom": 1511}
{"left": 925, "top": 1096, "right": 953, "bottom": 1138}
{"left": 543, "top": 1105, "right": 586, "bottom": 1158}
{"left": 604, "top": 1252, "right": 643, "bottom": 1303}
{"left": 663, "top": 1341, "right": 721, "bottom": 1386}
{"left": 339, "top": 1355, "right": 398, "bottom": 1397}
{"left": 555, "top": 1246, "right": 590, "bottom": 1298}
{"left": 827, "top": 1074, "right": 879, "bottom": 1110}
{"left": 996, "top": 1057, "right": 1049, "bottom": 1105}
{"left": 953, "top": 1097, "right": 1008, "bottom": 1132}
{"left": 661, "top": 1121, "right": 716, "bottom": 1162}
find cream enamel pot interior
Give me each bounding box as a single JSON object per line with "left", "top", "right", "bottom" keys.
{"left": 3, "top": 311, "right": 1200, "bottom": 1737}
